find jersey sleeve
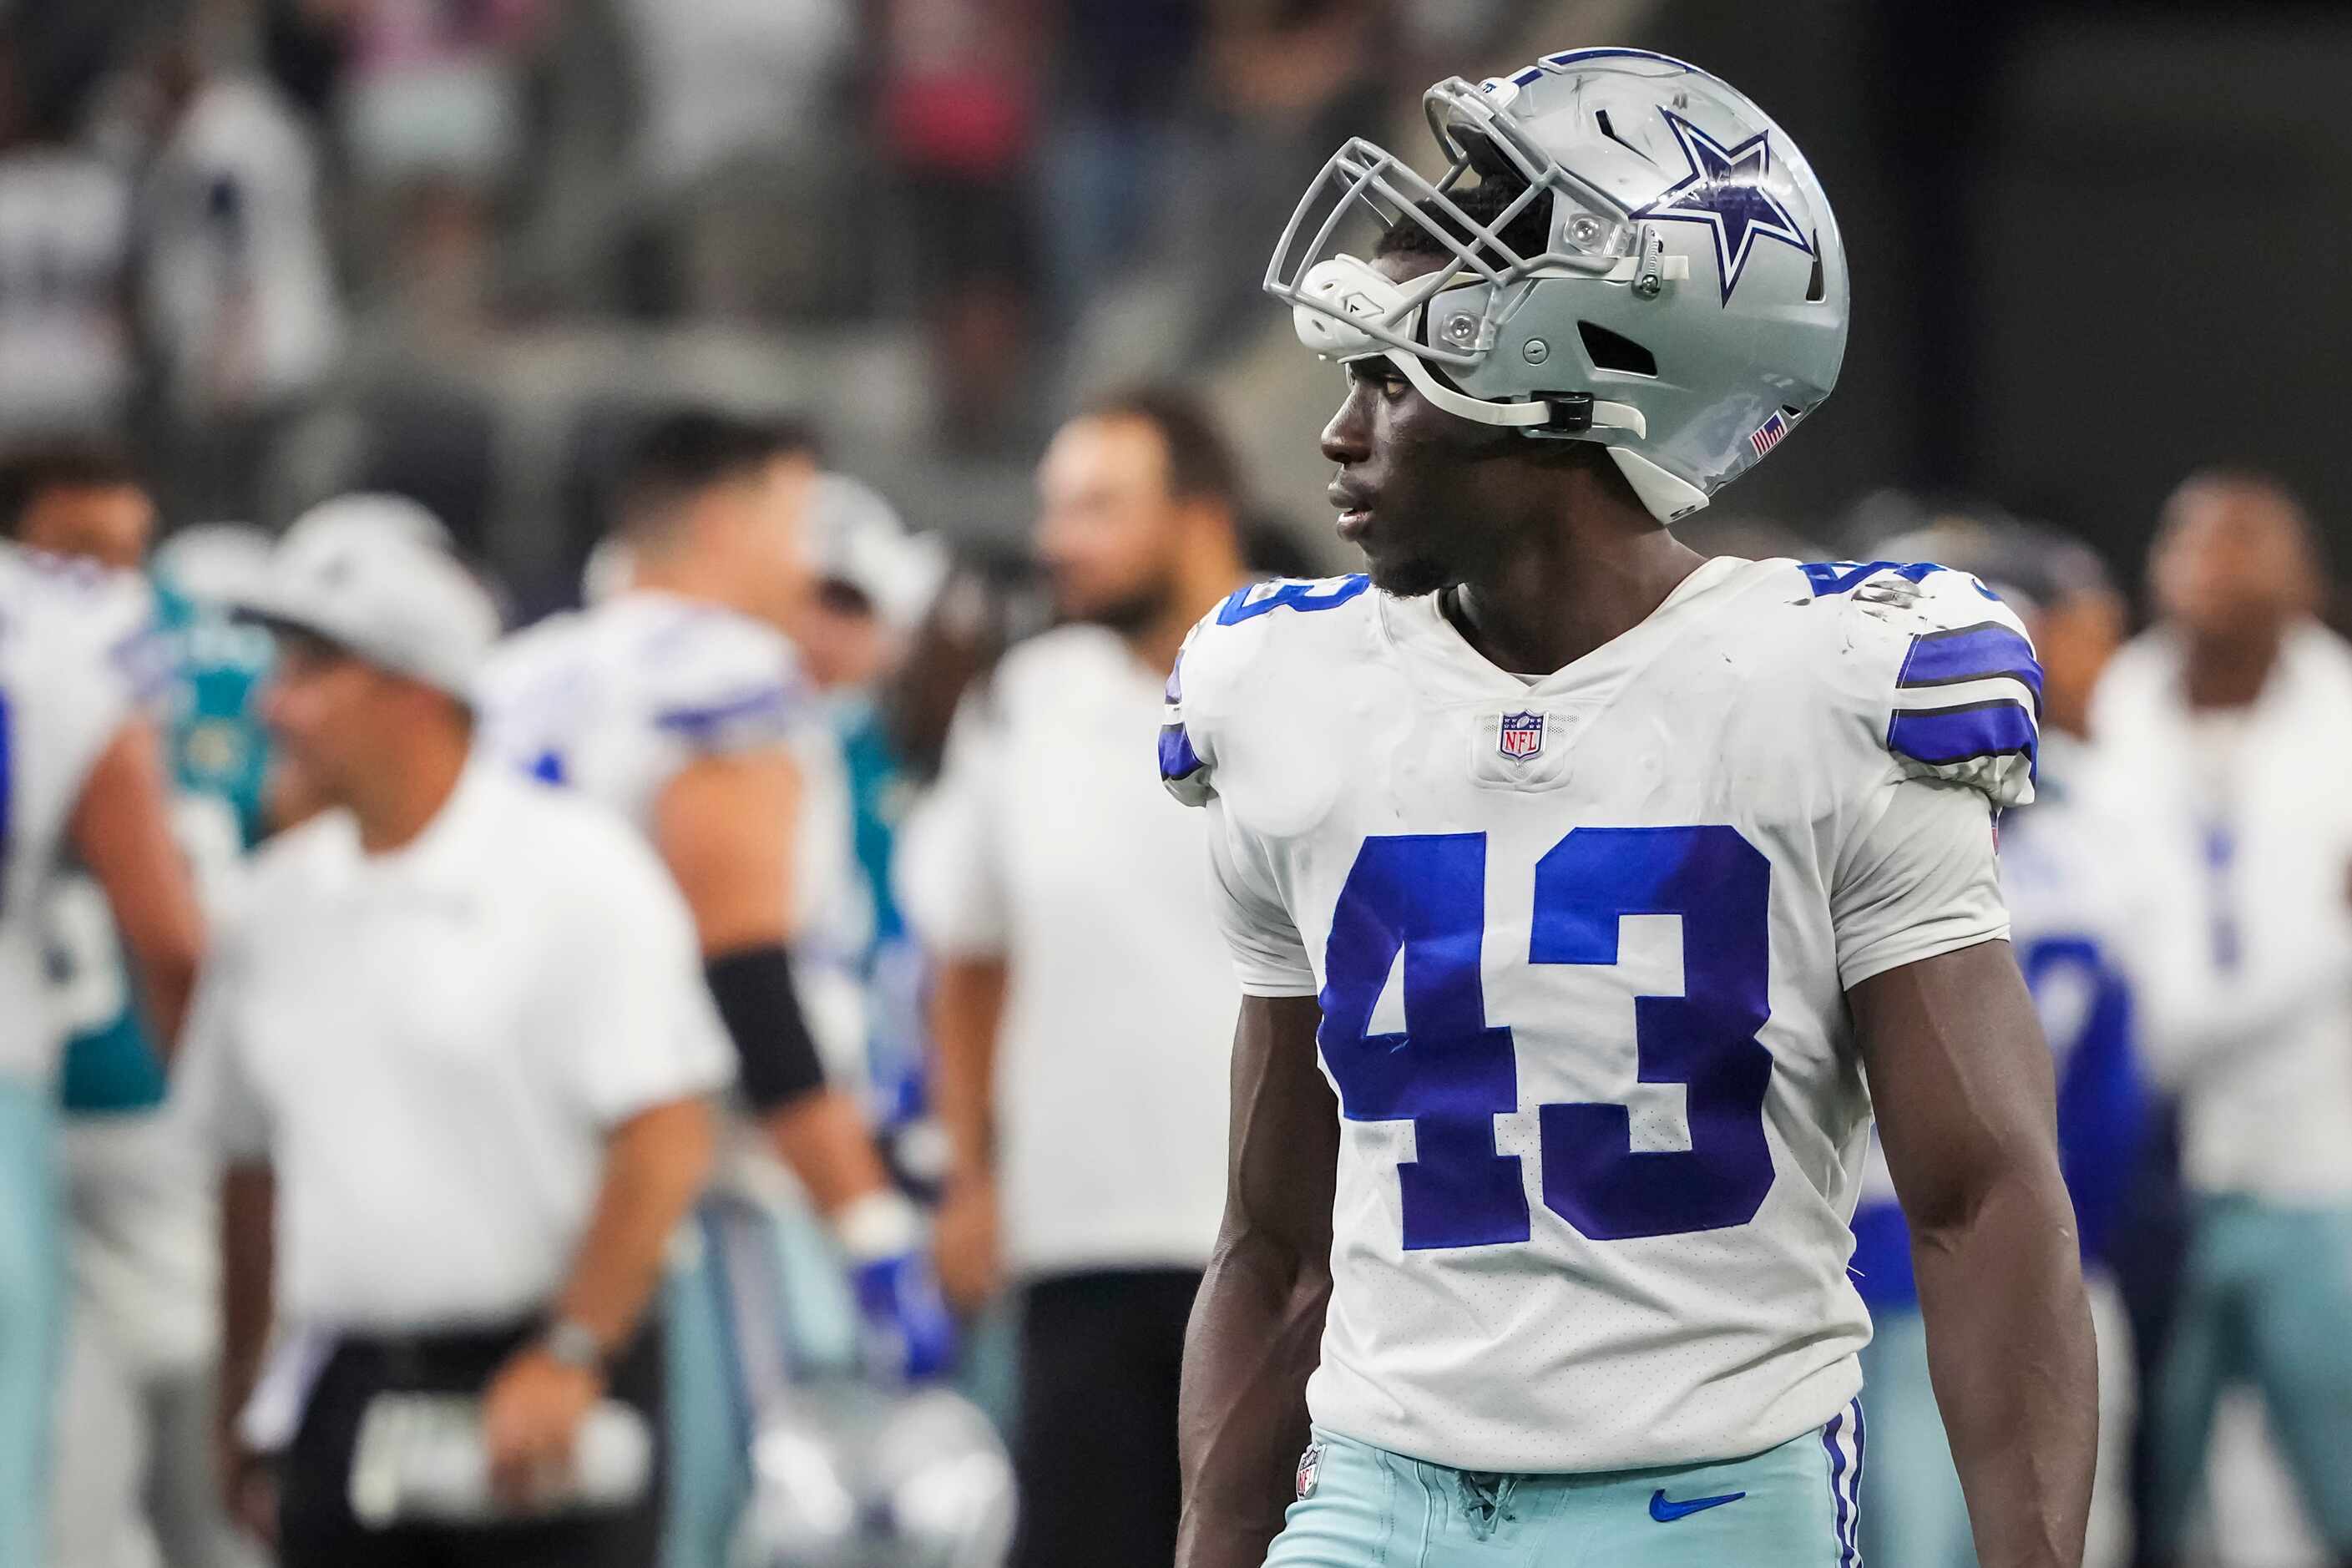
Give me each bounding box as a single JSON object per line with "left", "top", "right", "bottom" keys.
{"left": 640, "top": 610, "right": 816, "bottom": 759}
{"left": 1814, "top": 563, "right": 2040, "bottom": 988}
{"left": 1831, "top": 775, "right": 2008, "bottom": 989}
{"left": 543, "top": 817, "right": 736, "bottom": 1125}
{"left": 28, "top": 565, "right": 164, "bottom": 825}
{"left": 176, "top": 897, "right": 272, "bottom": 1161}
{"left": 1846, "top": 564, "right": 2043, "bottom": 809}
{"left": 1159, "top": 614, "right": 1218, "bottom": 807}
{"left": 1204, "top": 797, "right": 1318, "bottom": 995}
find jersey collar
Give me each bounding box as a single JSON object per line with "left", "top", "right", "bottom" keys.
{"left": 1375, "top": 554, "right": 1756, "bottom": 705}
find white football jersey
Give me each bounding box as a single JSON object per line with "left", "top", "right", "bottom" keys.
{"left": 0, "top": 545, "right": 155, "bottom": 1078}
{"left": 475, "top": 590, "right": 870, "bottom": 1075}
{"left": 1163, "top": 555, "right": 2040, "bottom": 1473}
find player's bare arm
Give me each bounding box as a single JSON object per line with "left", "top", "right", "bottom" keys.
{"left": 1176, "top": 994, "right": 1335, "bottom": 1568}
{"left": 482, "top": 1095, "right": 716, "bottom": 1504}
{"left": 928, "top": 953, "right": 1007, "bottom": 1309}
{"left": 215, "top": 1161, "right": 276, "bottom": 1542}
{"left": 71, "top": 715, "right": 205, "bottom": 1051}
{"left": 653, "top": 748, "right": 895, "bottom": 1213}
{"left": 1854, "top": 938, "right": 2097, "bottom": 1568}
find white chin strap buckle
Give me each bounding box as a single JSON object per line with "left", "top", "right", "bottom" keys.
{"left": 1381, "top": 349, "right": 1646, "bottom": 441}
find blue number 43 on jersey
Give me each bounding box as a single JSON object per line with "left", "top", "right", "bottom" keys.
{"left": 1322, "top": 824, "right": 1775, "bottom": 1248}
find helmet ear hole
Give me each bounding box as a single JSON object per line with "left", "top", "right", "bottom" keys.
{"left": 1805, "top": 237, "right": 1826, "bottom": 302}
{"left": 1576, "top": 321, "right": 1657, "bottom": 377}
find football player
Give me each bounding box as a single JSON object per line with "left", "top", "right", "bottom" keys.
{"left": 474, "top": 414, "right": 953, "bottom": 1563}
{"left": 1166, "top": 48, "right": 2096, "bottom": 1568}
{"left": 2, "top": 440, "right": 272, "bottom": 1568}
{"left": 0, "top": 529, "right": 206, "bottom": 1568}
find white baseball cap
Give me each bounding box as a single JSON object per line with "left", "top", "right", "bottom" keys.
{"left": 806, "top": 473, "right": 948, "bottom": 635}
{"left": 236, "top": 494, "right": 501, "bottom": 699}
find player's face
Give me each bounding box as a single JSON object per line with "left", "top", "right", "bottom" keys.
{"left": 1318, "top": 254, "right": 1521, "bottom": 597}
{"left": 259, "top": 634, "right": 391, "bottom": 797}
{"left": 18, "top": 483, "right": 155, "bottom": 570}
{"left": 797, "top": 582, "right": 889, "bottom": 690}
{"left": 1034, "top": 414, "right": 1188, "bottom": 630}
{"left": 2152, "top": 482, "right": 2320, "bottom": 640}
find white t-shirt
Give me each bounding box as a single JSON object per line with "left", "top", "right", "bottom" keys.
{"left": 2092, "top": 623, "right": 2352, "bottom": 1200}
{"left": 0, "top": 545, "right": 153, "bottom": 1080}
{"left": 475, "top": 590, "right": 870, "bottom": 1077}
{"left": 1163, "top": 558, "right": 2036, "bottom": 1473}
{"left": 180, "top": 766, "right": 735, "bottom": 1331}
{"left": 900, "top": 624, "right": 1238, "bottom": 1279}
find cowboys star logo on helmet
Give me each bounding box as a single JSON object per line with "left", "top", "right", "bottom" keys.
{"left": 1264, "top": 45, "right": 1847, "bottom": 523}
{"left": 1631, "top": 109, "right": 1814, "bottom": 304}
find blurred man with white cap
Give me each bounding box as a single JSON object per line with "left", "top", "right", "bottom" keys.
{"left": 186, "top": 496, "right": 731, "bottom": 1567}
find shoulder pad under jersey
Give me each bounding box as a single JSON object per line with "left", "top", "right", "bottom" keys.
{"left": 1160, "top": 574, "right": 1373, "bottom": 808}
{"left": 1802, "top": 559, "right": 2041, "bottom": 807}
{"left": 634, "top": 604, "right": 814, "bottom": 758}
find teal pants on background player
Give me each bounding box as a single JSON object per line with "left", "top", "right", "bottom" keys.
{"left": 0, "top": 1079, "right": 63, "bottom": 1568}
{"left": 1267, "top": 1406, "right": 1864, "bottom": 1568}
{"left": 2144, "top": 1195, "right": 2352, "bottom": 1555}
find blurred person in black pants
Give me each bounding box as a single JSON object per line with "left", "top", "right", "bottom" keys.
{"left": 906, "top": 388, "right": 1253, "bottom": 1568}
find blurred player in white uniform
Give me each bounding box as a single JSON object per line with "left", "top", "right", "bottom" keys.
{"left": 0, "top": 539, "right": 205, "bottom": 1567}
{"left": 0, "top": 446, "right": 271, "bottom": 1568}
{"left": 1847, "top": 519, "right": 2143, "bottom": 1568}
{"left": 476, "top": 412, "right": 953, "bottom": 1568}
{"left": 1171, "top": 48, "right": 2095, "bottom": 1568}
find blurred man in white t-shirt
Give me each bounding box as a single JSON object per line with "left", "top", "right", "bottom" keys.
{"left": 904, "top": 387, "right": 1252, "bottom": 1568}
{"left": 2094, "top": 472, "right": 2352, "bottom": 1564}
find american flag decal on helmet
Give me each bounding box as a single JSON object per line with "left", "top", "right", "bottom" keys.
{"left": 1749, "top": 411, "right": 1790, "bottom": 458}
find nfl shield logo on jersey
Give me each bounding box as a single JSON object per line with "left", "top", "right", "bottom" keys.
{"left": 1498, "top": 711, "right": 1545, "bottom": 761}
{"left": 1295, "top": 1442, "right": 1323, "bottom": 1500}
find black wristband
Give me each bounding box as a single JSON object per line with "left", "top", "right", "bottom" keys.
{"left": 704, "top": 943, "right": 828, "bottom": 1110}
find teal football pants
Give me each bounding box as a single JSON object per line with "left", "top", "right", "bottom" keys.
{"left": 0, "top": 1078, "right": 63, "bottom": 1568}
{"left": 1267, "top": 1405, "right": 1864, "bottom": 1568}
{"left": 2144, "top": 1195, "right": 2352, "bottom": 1554}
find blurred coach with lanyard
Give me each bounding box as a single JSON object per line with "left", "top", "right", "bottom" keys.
{"left": 184, "top": 500, "right": 731, "bottom": 1567}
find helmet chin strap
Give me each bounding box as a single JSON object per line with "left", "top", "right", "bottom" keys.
{"left": 1373, "top": 349, "right": 1711, "bottom": 524}
{"left": 1382, "top": 348, "right": 1647, "bottom": 440}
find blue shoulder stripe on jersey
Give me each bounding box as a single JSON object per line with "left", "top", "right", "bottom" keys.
{"left": 1887, "top": 699, "right": 2038, "bottom": 768}
{"left": 1896, "top": 621, "right": 2044, "bottom": 708}
{"left": 1798, "top": 559, "right": 1948, "bottom": 597}
{"left": 654, "top": 685, "right": 798, "bottom": 736}
{"left": 1214, "top": 574, "right": 1370, "bottom": 626}
{"left": 1158, "top": 723, "right": 1204, "bottom": 781}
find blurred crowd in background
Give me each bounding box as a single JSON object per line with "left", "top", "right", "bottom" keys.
{"left": 4, "top": 2, "right": 2352, "bottom": 1568}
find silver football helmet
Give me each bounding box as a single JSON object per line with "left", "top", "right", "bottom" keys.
{"left": 1267, "top": 46, "right": 1848, "bottom": 523}
{"left": 728, "top": 1382, "right": 1015, "bottom": 1568}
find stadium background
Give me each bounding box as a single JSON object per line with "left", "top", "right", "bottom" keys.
{"left": 5, "top": 1, "right": 2350, "bottom": 1565}
{"left": 10, "top": 0, "right": 2347, "bottom": 596}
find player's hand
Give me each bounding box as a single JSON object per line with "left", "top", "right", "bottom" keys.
{"left": 213, "top": 1417, "right": 278, "bottom": 1547}
{"left": 852, "top": 1247, "right": 959, "bottom": 1381}
{"left": 933, "top": 1170, "right": 1001, "bottom": 1313}
{"left": 481, "top": 1347, "right": 603, "bottom": 1509}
